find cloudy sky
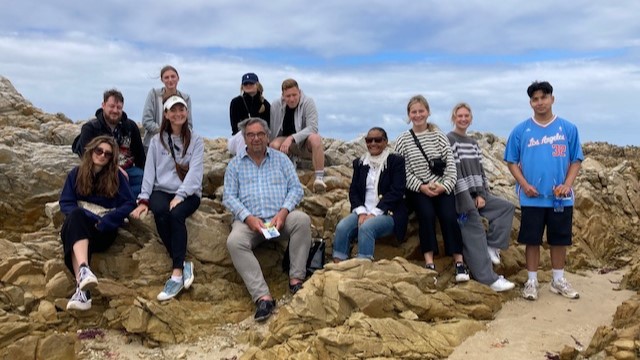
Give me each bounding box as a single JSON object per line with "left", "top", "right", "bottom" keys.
{"left": 1, "top": 1, "right": 639, "bottom": 145}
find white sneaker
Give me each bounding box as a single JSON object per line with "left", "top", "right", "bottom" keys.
{"left": 487, "top": 247, "right": 501, "bottom": 265}
{"left": 490, "top": 276, "right": 515, "bottom": 292}
{"left": 67, "top": 287, "right": 91, "bottom": 311}
{"left": 550, "top": 278, "right": 580, "bottom": 299}
{"left": 78, "top": 265, "right": 98, "bottom": 291}
{"left": 522, "top": 279, "right": 539, "bottom": 300}
{"left": 183, "top": 261, "right": 194, "bottom": 289}
{"left": 313, "top": 179, "right": 327, "bottom": 193}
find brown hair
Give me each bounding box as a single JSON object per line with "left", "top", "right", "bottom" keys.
{"left": 407, "top": 95, "right": 438, "bottom": 131}
{"left": 160, "top": 65, "right": 180, "bottom": 100}
{"left": 160, "top": 95, "right": 191, "bottom": 156}
{"left": 103, "top": 89, "right": 124, "bottom": 103}
{"left": 76, "top": 136, "right": 120, "bottom": 197}
{"left": 281, "top": 78, "right": 299, "bottom": 92}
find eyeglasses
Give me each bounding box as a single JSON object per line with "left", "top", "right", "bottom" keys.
{"left": 365, "top": 137, "right": 386, "bottom": 144}
{"left": 93, "top": 147, "right": 113, "bottom": 158}
{"left": 245, "top": 132, "right": 267, "bottom": 139}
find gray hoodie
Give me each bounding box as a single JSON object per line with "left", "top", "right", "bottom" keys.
{"left": 138, "top": 131, "right": 204, "bottom": 201}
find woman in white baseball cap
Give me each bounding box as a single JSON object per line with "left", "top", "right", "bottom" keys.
{"left": 131, "top": 94, "right": 203, "bottom": 301}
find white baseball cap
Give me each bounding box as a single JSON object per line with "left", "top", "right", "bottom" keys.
{"left": 163, "top": 95, "right": 188, "bottom": 111}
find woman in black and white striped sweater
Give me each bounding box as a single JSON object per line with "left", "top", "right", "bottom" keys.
{"left": 394, "top": 95, "right": 469, "bottom": 282}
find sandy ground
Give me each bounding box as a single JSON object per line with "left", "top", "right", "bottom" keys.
{"left": 449, "top": 269, "right": 635, "bottom": 360}
{"left": 76, "top": 270, "right": 634, "bottom": 360}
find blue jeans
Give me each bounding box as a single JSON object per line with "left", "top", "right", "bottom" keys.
{"left": 332, "top": 213, "right": 394, "bottom": 260}
{"left": 125, "top": 166, "right": 144, "bottom": 198}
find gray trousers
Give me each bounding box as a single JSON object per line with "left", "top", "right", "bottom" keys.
{"left": 461, "top": 194, "right": 515, "bottom": 285}
{"left": 227, "top": 210, "right": 312, "bottom": 302}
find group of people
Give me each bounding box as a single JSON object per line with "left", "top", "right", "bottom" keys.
{"left": 59, "top": 67, "right": 583, "bottom": 323}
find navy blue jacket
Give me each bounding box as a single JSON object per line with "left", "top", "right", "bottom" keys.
{"left": 59, "top": 167, "right": 136, "bottom": 232}
{"left": 349, "top": 153, "right": 408, "bottom": 242}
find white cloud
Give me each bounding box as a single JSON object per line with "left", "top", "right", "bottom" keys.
{"left": 1, "top": 1, "right": 639, "bottom": 145}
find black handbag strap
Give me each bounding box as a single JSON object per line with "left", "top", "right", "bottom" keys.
{"left": 167, "top": 135, "right": 181, "bottom": 165}
{"left": 409, "top": 129, "right": 431, "bottom": 163}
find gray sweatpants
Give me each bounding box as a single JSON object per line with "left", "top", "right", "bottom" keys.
{"left": 227, "top": 210, "right": 312, "bottom": 302}
{"left": 461, "top": 194, "right": 515, "bottom": 285}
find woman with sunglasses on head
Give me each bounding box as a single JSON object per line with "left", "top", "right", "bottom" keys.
{"left": 228, "top": 72, "right": 271, "bottom": 155}
{"left": 59, "top": 135, "right": 136, "bottom": 311}
{"left": 131, "top": 95, "right": 204, "bottom": 301}
{"left": 394, "top": 95, "right": 470, "bottom": 282}
{"left": 142, "top": 65, "right": 192, "bottom": 154}
{"left": 332, "top": 127, "right": 408, "bottom": 261}
{"left": 447, "top": 103, "right": 515, "bottom": 292}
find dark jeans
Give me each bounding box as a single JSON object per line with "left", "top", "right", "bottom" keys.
{"left": 407, "top": 191, "right": 463, "bottom": 256}
{"left": 149, "top": 191, "right": 200, "bottom": 269}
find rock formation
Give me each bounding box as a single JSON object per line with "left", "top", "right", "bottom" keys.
{"left": 1, "top": 74, "right": 639, "bottom": 359}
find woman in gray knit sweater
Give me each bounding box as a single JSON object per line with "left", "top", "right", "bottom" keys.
{"left": 447, "top": 102, "right": 515, "bottom": 292}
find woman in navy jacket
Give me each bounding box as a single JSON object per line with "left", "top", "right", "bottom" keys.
{"left": 332, "top": 127, "right": 408, "bottom": 261}
{"left": 60, "top": 135, "right": 135, "bottom": 311}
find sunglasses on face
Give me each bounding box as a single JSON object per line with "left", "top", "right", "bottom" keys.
{"left": 365, "top": 137, "right": 386, "bottom": 144}
{"left": 93, "top": 147, "right": 113, "bottom": 159}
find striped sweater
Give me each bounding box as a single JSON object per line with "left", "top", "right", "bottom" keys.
{"left": 394, "top": 128, "right": 457, "bottom": 194}
{"left": 447, "top": 131, "right": 489, "bottom": 213}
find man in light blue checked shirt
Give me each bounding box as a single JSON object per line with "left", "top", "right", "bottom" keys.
{"left": 223, "top": 117, "right": 312, "bottom": 322}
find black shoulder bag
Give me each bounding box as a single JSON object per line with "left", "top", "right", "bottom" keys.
{"left": 409, "top": 129, "right": 446, "bottom": 177}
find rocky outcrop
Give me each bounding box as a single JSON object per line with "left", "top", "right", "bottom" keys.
{"left": 1, "top": 74, "right": 639, "bottom": 359}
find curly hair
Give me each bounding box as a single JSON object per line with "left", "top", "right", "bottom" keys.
{"left": 76, "top": 135, "right": 120, "bottom": 197}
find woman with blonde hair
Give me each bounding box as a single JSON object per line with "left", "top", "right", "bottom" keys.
{"left": 142, "top": 65, "right": 193, "bottom": 153}
{"left": 228, "top": 72, "right": 271, "bottom": 155}
{"left": 447, "top": 102, "right": 515, "bottom": 292}
{"left": 394, "top": 95, "right": 469, "bottom": 282}
{"left": 60, "top": 135, "right": 136, "bottom": 311}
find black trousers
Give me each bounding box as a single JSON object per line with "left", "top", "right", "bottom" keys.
{"left": 149, "top": 191, "right": 200, "bottom": 270}
{"left": 406, "top": 191, "right": 463, "bottom": 256}
{"left": 60, "top": 208, "right": 117, "bottom": 276}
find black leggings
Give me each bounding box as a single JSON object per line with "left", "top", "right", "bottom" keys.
{"left": 149, "top": 191, "right": 200, "bottom": 270}
{"left": 407, "top": 191, "right": 463, "bottom": 256}
{"left": 60, "top": 208, "right": 117, "bottom": 276}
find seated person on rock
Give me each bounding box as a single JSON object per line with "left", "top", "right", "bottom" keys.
{"left": 73, "top": 89, "right": 146, "bottom": 197}
{"left": 332, "top": 127, "right": 408, "bottom": 262}
{"left": 130, "top": 95, "right": 204, "bottom": 302}
{"left": 269, "top": 78, "right": 326, "bottom": 192}
{"left": 447, "top": 103, "right": 515, "bottom": 292}
{"left": 223, "top": 117, "right": 312, "bottom": 322}
{"left": 60, "top": 135, "right": 136, "bottom": 311}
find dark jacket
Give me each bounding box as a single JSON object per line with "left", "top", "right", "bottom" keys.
{"left": 229, "top": 92, "right": 271, "bottom": 135}
{"left": 349, "top": 153, "right": 408, "bottom": 242}
{"left": 74, "top": 109, "right": 146, "bottom": 169}
{"left": 59, "top": 167, "right": 136, "bottom": 232}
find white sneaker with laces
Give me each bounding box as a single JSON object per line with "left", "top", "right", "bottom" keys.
{"left": 522, "top": 279, "right": 539, "bottom": 300}
{"left": 67, "top": 287, "right": 91, "bottom": 311}
{"left": 487, "top": 247, "right": 501, "bottom": 265}
{"left": 490, "top": 275, "right": 515, "bottom": 292}
{"left": 550, "top": 277, "right": 580, "bottom": 299}
{"left": 78, "top": 265, "right": 98, "bottom": 291}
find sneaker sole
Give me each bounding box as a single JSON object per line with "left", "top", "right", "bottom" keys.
{"left": 157, "top": 287, "right": 184, "bottom": 301}
{"left": 491, "top": 283, "right": 515, "bottom": 292}
{"left": 455, "top": 275, "right": 470, "bottom": 283}
{"left": 549, "top": 287, "right": 580, "bottom": 299}
{"left": 183, "top": 262, "right": 194, "bottom": 290}
{"left": 67, "top": 300, "right": 92, "bottom": 311}
{"left": 79, "top": 277, "right": 98, "bottom": 292}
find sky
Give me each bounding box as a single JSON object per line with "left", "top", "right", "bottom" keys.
{"left": 1, "top": 1, "right": 639, "bottom": 145}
